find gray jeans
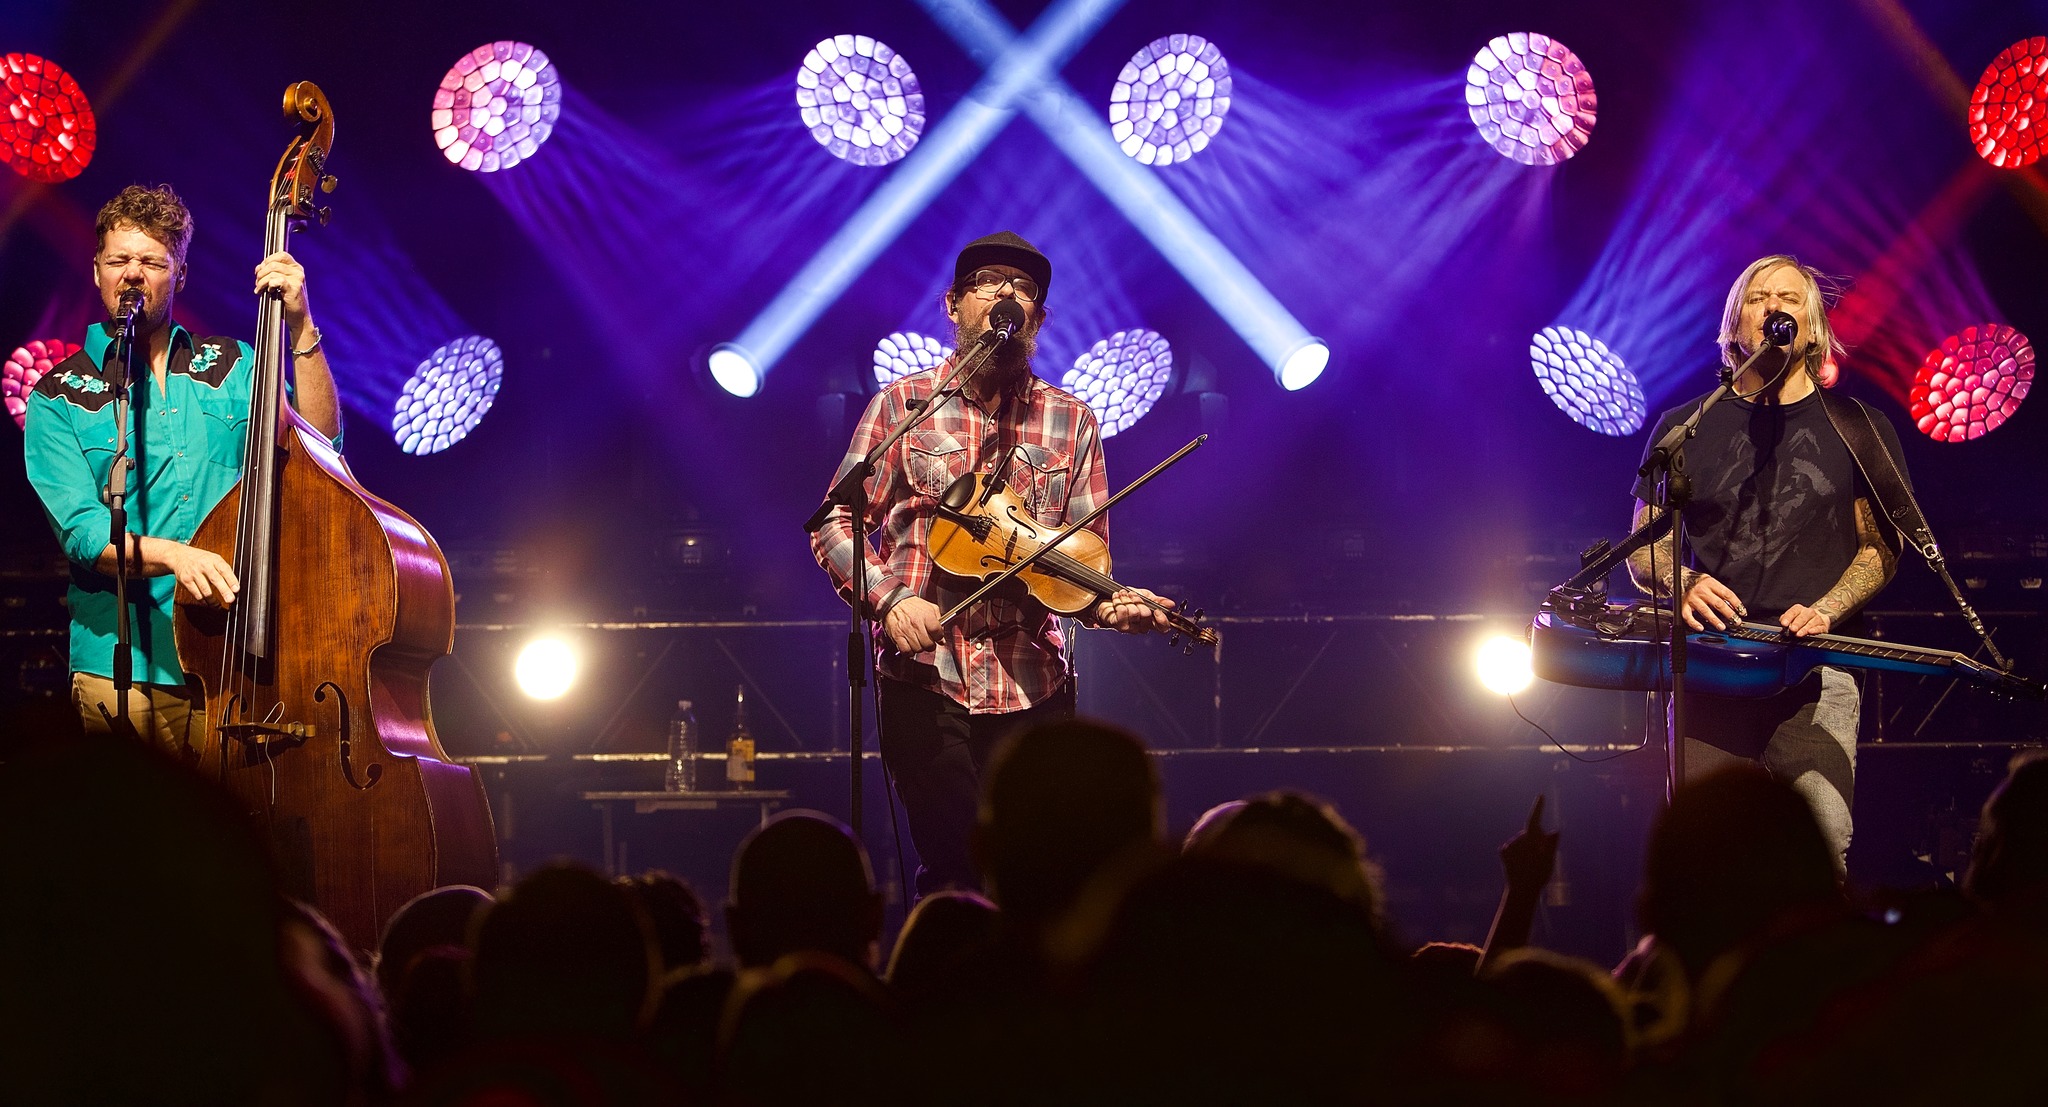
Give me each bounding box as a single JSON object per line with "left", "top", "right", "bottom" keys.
{"left": 1681, "top": 666, "right": 1860, "bottom": 875}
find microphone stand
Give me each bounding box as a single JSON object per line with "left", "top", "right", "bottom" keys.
{"left": 100, "top": 301, "right": 145, "bottom": 739}
{"left": 803, "top": 325, "right": 1015, "bottom": 839}
{"left": 1551, "top": 335, "right": 1792, "bottom": 802}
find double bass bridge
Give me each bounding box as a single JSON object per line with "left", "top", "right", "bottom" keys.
{"left": 218, "top": 719, "right": 316, "bottom": 752}
{"left": 216, "top": 682, "right": 381, "bottom": 789}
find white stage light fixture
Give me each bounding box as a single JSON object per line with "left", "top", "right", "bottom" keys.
{"left": 1465, "top": 32, "right": 1596, "bottom": 166}
{"left": 1476, "top": 635, "right": 1535, "bottom": 695}
{"left": 432, "top": 42, "right": 562, "bottom": 173}
{"left": 873, "top": 331, "right": 953, "bottom": 385}
{"left": 1531, "top": 326, "right": 1644, "bottom": 436}
{"left": 514, "top": 636, "right": 578, "bottom": 701}
{"left": 1061, "top": 328, "right": 1172, "bottom": 436}
{"left": 707, "top": 344, "right": 763, "bottom": 398}
{"left": 1110, "top": 34, "right": 1231, "bottom": 166}
{"left": 1278, "top": 339, "right": 1330, "bottom": 391}
{"left": 798, "top": 35, "right": 925, "bottom": 166}
{"left": 393, "top": 335, "right": 505, "bottom": 455}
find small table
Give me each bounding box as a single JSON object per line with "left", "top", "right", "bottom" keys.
{"left": 581, "top": 789, "right": 792, "bottom": 877}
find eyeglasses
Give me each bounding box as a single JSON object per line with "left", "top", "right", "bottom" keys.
{"left": 966, "top": 268, "right": 1040, "bottom": 303}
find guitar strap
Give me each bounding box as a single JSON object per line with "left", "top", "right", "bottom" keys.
{"left": 1819, "top": 388, "right": 2011, "bottom": 671}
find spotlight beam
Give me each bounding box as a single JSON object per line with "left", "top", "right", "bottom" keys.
{"left": 728, "top": 0, "right": 1128, "bottom": 375}
{"left": 921, "top": 0, "right": 1320, "bottom": 378}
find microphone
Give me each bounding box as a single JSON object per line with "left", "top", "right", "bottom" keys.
{"left": 1760, "top": 310, "right": 1797, "bottom": 348}
{"left": 984, "top": 298, "right": 1025, "bottom": 343}
{"left": 116, "top": 288, "right": 145, "bottom": 329}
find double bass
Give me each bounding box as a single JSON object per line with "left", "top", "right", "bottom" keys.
{"left": 177, "top": 82, "right": 496, "bottom": 950}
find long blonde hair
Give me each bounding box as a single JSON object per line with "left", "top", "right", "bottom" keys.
{"left": 1717, "top": 255, "right": 1845, "bottom": 387}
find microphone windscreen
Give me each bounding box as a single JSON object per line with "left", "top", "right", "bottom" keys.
{"left": 1761, "top": 310, "right": 1798, "bottom": 348}
{"left": 988, "top": 298, "right": 1025, "bottom": 336}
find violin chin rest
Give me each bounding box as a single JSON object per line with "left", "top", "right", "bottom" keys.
{"left": 940, "top": 473, "right": 978, "bottom": 512}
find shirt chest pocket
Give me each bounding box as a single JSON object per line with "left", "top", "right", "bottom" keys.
{"left": 194, "top": 390, "right": 249, "bottom": 473}
{"left": 1006, "top": 443, "right": 1071, "bottom": 522}
{"left": 905, "top": 430, "right": 971, "bottom": 499}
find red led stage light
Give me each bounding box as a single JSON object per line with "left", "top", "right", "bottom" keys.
{"left": 1970, "top": 37, "right": 2048, "bottom": 169}
{"left": 1466, "top": 33, "right": 1596, "bottom": 166}
{"left": 1, "top": 54, "right": 96, "bottom": 183}
{"left": 5, "top": 338, "right": 78, "bottom": 428}
{"left": 1911, "top": 324, "right": 2033, "bottom": 442}
{"left": 1061, "top": 328, "right": 1173, "bottom": 436}
{"left": 433, "top": 42, "right": 562, "bottom": 173}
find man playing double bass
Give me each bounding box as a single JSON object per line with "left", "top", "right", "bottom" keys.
{"left": 24, "top": 184, "right": 340, "bottom": 749}
{"left": 812, "top": 231, "right": 1170, "bottom": 897}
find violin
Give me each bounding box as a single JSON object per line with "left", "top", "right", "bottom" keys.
{"left": 927, "top": 471, "right": 1218, "bottom": 650}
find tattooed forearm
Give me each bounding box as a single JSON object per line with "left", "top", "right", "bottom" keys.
{"left": 1810, "top": 498, "right": 1899, "bottom": 625}
{"left": 1626, "top": 501, "right": 1687, "bottom": 597}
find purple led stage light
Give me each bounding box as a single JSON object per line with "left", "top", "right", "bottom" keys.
{"left": 1971, "top": 37, "right": 2048, "bottom": 169}
{"left": 1465, "top": 33, "right": 1596, "bottom": 166}
{"left": 1, "top": 54, "right": 95, "bottom": 183}
{"left": 1061, "top": 328, "right": 1172, "bottom": 436}
{"left": 873, "top": 331, "right": 951, "bottom": 385}
{"left": 432, "top": 42, "right": 561, "bottom": 173}
{"left": 1531, "top": 326, "right": 1643, "bottom": 436}
{"left": 392, "top": 335, "right": 503, "bottom": 455}
{"left": 798, "top": 35, "right": 924, "bottom": 166}
{"left": 1910, "top": 325, "right": 2033, "bottom": 442}
{"left": 1110, "top": 34, "right": 1231, "bottom": 166}
{"left": 5, "top": 338, "right": 76, "bottom": 428}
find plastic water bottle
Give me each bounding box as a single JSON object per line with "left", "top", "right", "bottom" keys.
{"left": 666, "top": 700, "right": 697, "bottom": 792}
{"left": 725, "top": 685, "right": 756, "bottom": 790}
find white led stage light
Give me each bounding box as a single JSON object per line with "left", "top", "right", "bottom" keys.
{"left": 393, "top": 335, "right": 504, "bottom": 455}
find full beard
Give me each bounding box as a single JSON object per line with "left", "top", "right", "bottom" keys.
{"left": 952, "top": 316, "right": 1037, "bottom": 390}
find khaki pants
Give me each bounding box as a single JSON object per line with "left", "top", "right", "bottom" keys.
{"left": 72, "top": 672, "right": 198, "bottom": 756}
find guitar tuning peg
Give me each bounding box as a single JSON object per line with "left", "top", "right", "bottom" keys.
{"left": 320, "top": 174, "right": 339, "bottom": 193}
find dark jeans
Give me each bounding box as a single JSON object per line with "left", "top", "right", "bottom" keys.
{"left": 879, "top": 677, "right": 1076, "bottom": 898}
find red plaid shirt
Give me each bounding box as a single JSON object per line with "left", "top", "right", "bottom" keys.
{"left": 812, "top": 364, "right": 1109, "bottom": 714}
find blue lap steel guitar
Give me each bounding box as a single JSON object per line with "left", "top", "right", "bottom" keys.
{"left": 1531, "top": 604, "right": 2044, "bottom": 701}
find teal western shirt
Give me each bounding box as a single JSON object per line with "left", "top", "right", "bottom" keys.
{"left": 24, "top": 321, "right": 262, "bottom": 685}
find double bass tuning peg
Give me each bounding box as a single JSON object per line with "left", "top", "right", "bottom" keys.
{"left": 320, "top": 174, "right": 338, "bottom": 193}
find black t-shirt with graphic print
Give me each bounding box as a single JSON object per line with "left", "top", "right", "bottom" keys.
{"left": 1631, "top": 387, "right": 1905, "bottom": 637}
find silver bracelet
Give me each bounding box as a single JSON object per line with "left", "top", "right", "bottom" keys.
{"left": 292, "top": 327, "right": 324, "bottom": 358}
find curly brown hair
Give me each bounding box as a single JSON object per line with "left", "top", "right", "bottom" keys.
{"left": 95, "top": 184, "right": 194, "bottom": 265}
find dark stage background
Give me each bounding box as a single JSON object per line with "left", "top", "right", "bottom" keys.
{"left": 4, "top": 0, "right": 2047, "bottom": 961}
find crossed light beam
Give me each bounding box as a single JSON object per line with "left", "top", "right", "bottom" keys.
{"left": 715, "top": 0, "right": 1325, "bottom": 395}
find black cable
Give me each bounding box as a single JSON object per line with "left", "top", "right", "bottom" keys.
{"left": 1507, "top": 689, "right": 1647, "bottom": 763}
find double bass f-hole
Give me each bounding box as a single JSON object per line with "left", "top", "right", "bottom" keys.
{"left": 315, "top": 680, "right": 379, "bottom": 791}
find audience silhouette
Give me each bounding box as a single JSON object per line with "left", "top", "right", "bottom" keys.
{"left": 5, "top": 714, "right": 2045, "bottom": 1104}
